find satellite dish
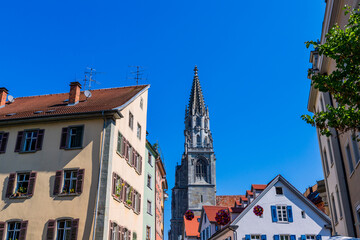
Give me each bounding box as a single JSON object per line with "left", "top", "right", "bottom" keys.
{"left": 84, "top": 90, "right": 92, "bottom": 98}
{"left": 7, "top": 95, "right": 15, "bottom": 103}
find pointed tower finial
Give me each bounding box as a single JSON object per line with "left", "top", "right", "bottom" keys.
{"left": 194, "top": 65, "right": 198, "bottom": 76}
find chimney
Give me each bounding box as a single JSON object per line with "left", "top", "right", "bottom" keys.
{"left": 69, "top": 82, "right": 81, "bottom": 105}
{"left": 0, "top": 87, "right": 9, "bottom": 108}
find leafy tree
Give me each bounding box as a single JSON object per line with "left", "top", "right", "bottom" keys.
{"left": 302, "top": 5, "right": 360, "bottom": 138}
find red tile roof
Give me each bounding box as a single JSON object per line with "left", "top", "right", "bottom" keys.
{"left": 0, "top": 85, "right": 148, "bottom": 122}
{"left": 240, "top": 195, "right": 248, "bottom": 201}
{"left": 216, "top": 195, "right": 241, "bottom": 208}
{"left": 203, "top": 205, "right": 231, "bottom": 222}
{"left": 184, "top": 216, "right": 200, "bottom": 237}
{"left": 246, "top": 190, "right": 253, "bottom": 196}
{"left": 235, "top": 200, "right": 241, "bottom": 206}
{"left": 252, "top": 184, "right": 267, "bottom": 190}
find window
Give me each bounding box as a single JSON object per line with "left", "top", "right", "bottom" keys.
{"left": 128, "top": 144, "right": 133, "bottom": 164}
{"left": 251, "top": 235, "right": 260, "bottom": 240}
{"left": 57, "top": 220, "right": 72, "bottom": 239}
{"left": 327, "top": 139, "right": 334, "bottom": 165}
{"left": 336, "top": 186, "right": 343, "bottom": 218}
{"left": 129, "top": 112, "right": 134, "bottom": 130}
{"left": 112, "top": 173, "right": 124, "bottom": 201}
{"left": 147, "top": 200, "right": 152, "bottom": 215}
{"left": 195, "top": 159, "right": 207, "bottom": 182}
{"left": 0, "top": 132, "right": 9, "bottom": 153}
{"left": 53, "top": 169, "right": 84, "bottom": 196}
{"left": 15, "top": 129, "right": 45, "bottom": 152}
{"left": 137, "top": 123, "right": 141, "bottom": 140}
{"left": 331, "top": 193, "right": 338, "bottom": 223}
{"left": 201, "top": 195, "right": 203, "bottom": 203}
{"left": 117, "top": 131, "right": 124, "bottom": 155}
{"left": 196, "top": 117, "right": 201, "bottom": 127}
{"left": 275, "top": 187, "right": 283, "bottom": 195}
{"left": 63, "top": 170, "right": 78, "bottom": 194}
{"left": 148, "top": 152, "right": 152, "bottom": 166}
{"left": 109, "top": 221, "right": 120, "bottom": 240}
{"left": 6, "top": 172, "right": 37, "bottom": 198}
{"left": 276, "top": 205, "right": 288, "bottom": 222}
{"left": 140, "top": 98, "right": 143, "bottom": 109}
{"left": 306, "top": 235, "right": 315, "bottom": 240}
{"left": 197, "top": 135, "right": 201, "bottom": 146}
{"left": 345, "top": 144, "right": 355, "bottom": 173}
{"left": 280, "top": 236, "right": 290, "bottom": 240}
{"left": 6, "top": 221, "right": 21, "bottom": 240}
{"left": 60, "top": 126, "right": 84, "bottom": 149}
{"left": 146, "top": 226, "right": 151, "bottom": 240}
{"left": 301, "top": 211, "right": 306, "bottom": 218}
{"left": 147, "top": 175, "right": 152, "bottom": 189}
{"left": 351, "top": 135, "right": 360, "bottom": 164}
{"left": 323, "top": 149, "right": 330, "bottom": 176}
{"left": 357, "top": 207, "right": 360, "bottom": 233}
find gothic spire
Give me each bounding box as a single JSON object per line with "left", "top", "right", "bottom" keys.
{"left": 188, "top": 66, "right": 206, "bottom": 115}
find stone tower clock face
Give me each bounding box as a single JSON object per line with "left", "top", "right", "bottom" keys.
{"left": 169, "top": 66, "right": 216, "bottom": 240}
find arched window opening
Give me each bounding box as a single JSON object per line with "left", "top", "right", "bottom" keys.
{"left": 197, "top": 135, "right": 201, "bottom": 146}
{"left": 196, "top": 117, "right": 201, "bottom": 127}
{"left": 196, "top": 159, "right": 208, "bottom": 182}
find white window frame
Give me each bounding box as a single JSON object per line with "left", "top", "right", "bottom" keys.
{"left": 276, "top": 205, "right": 288, "bottom": 223}
{"left": 280, "top": 235, "right": 290, "bottom": 240}
{"left": 16, "top": 172, "right": 30, "bottom": 193}
{"left": 147, "top": 174, "right": 152, "bottom": 189}
{"left": 56, "top": 219, "right": 72, "bottom": 240}
{"left": 6, "top": 221, "right": 21, "bottom": 240}
{"left": 23, "top": 131, "right": 38, "bottom": 152}
{"left": 63, "top": 170, "right": 77, "bottom": 194}
{"left": 251, "top": 235, "right": 261, "bottom": 240}
{"left": 137, "top": 123, "right": 141, "bottom": 140}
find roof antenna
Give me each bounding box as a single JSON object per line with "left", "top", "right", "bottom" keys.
{"left": 84, "top": 67, "right": 104, "bottom": 90}
{"left": 128, "top": 66, "right": 147, "bottom": 85}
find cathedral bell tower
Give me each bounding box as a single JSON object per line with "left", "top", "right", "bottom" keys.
{"left": 169, "top": 66, "right": 216, "bottom": 240}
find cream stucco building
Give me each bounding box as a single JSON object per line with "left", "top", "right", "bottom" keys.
{"left": 0, "top": 82, "right": 149, "bottom": 240}
{"left": 307, "top": 0, "right": 360, "bottom": 237}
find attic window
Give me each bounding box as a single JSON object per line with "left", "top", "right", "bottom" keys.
{"left": 34, "top": 111, "right": 43, "bottom": 114}
{"left": 46, "top": 109, "right": 56, "bottom": 113}
{"left": 5, "top": 113, "right": 16, "bottom": 116}
{"left": 63, "top": 99, "right": 69, "bottom": 103}
{"left": 276, "top": 187, "right": 283, "bottom": 195}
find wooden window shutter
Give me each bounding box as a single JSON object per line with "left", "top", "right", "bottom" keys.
{"left": 137, "top": 194, "right": 141, "bottom": 213}
{"left": 316, "top": 235, "right": 322, "bottom": 240}
{"left": 127, "top": 230, "right": 131, "bottom": 240}
{"left": 131, "top": 148, "right": 135, "bottom": 166}
{"left": 118, "top": 226, "right": 122, "bottom": 240}
{"left": 245, "top": 235, "right": 251, "bottom": 240}
{"left": 27, "top": 172, "right": 37, "bottom": 196}
{"left": 19, "top": 220, "right": 28, "bottom": 240}
{"left": 70, "top": 219, "right": 79, "bottom": 240}
{"left": 134, "top": 152, "right": 138, "bottom": 169}
{"left": 109, "top": 221, "right": 113, "bottom": 240}
{"left": 273, "top": 235, "right": 280, "bottom": 240}
{"left": 131, "top": 190, "right": 135, "bottom": 209}
{"left": 46, "top": 220, "right": 56, "bottom": 240}
{"left": 35, "top": 129, "right": 45, "bottom": 150}
{"left": 60, "top": 127, "right": 69, "bottom": 149}
{"left": 301, "top": 236, "right": 306, "bottom": 240}
{"left": 112, "top": 173, "right": 116, "bottom": 197}
{"left": 119, "top": 178, "right": 123, "bottom": 202}
{"left": 271, "top": 206, "right": 277, "bottom": 222}
{"left": 76, "top": 169, "right": 85, "bottom": 194}
{"left": 122, "top": 183, "right": 127, "bottom": 202}
{"left": 15, "top": 131, "right": 24, "bottom": 152}
{"left": 121, "top": 137, "right": 126, "bottom": 156}
{"left": 53, "top": 170, "right": 63, "bottom": 195}
{"left": 261, "top": 235, "right": 267, "bottom": 240}
{"left": 0, "top": 132, "right": 9, "bottom": 153}
{"left": 124, "top": 140, "right": 129, "bottom": 161}
{"left": 6, "top": 173, "right": 16, "bottom": 198}
{"left": 287, "top": 206, "right": 293, "bottom": 222}
{"left": 139, "top": 155, "right": 142, "bottom": 174}
{"left": 290, "top": 235, "right": 296, "bottom": 240}
{"left": 0, "top": 222, "right": 5, "bottom": 240}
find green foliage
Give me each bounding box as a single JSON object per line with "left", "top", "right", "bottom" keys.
{"left": 302, "top": 5, "right": 360, "bottom": 138}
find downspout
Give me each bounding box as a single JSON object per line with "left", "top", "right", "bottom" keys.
{"left": 92, "top": 111, "right": 106, "bottom": 240}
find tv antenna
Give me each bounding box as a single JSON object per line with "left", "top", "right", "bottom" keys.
{"left": 84, "top": 67, "right": 104, "bottom": 90}
{"left": 128, "top": 66, "right": 147, "bottom": 85}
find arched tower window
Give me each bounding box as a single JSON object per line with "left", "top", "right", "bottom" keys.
{"left": 197, "top": 135, "right": 201, "bottom": 146}
{"left": 195, "top": 159, "right": 208, "bottom": 182}
{"left": 196, "top": 117, "right": 201, "bottom": 127}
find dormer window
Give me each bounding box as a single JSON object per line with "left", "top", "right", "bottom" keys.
{"left": 196, "top": 117, "right": 201, "bottom": 127}
{"left": 276, "top": 187, "right": 283, "bottom": 195}
{"left": 140, "top": 98, "right": 143, "bottom": 109}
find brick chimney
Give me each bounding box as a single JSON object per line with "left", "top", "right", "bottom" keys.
{"left": 69, "top": 82, "right": 81, "bottom": 105}
{"left": 0, "top": 87, "right": 9, "bottom": 108}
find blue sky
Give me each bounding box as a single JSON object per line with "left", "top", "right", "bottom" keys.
{"left": 0, "top": 0, "right": 326, "bottom": 238}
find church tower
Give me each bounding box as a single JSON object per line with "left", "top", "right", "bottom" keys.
{"left": 169, "top": 66, "right": 216, "bottom": 240}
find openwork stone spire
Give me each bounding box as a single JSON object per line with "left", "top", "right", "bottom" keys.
{"left": 188, "top": 66, "right": 205, "bottom": 115}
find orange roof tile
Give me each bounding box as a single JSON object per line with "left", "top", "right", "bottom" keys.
{"left": 0, "top": 85, "right": 148, "bottom": 122}
{"left": 203, "top": 205, "right": 231, "bottom": 222}
{"left": 184, "top": 216, "right": 200, "bottom": 237}
{"left": 216, "top": 195, "right": 241, "bottom": 208}
{"left": 240, "top": 195, "right": 248, "bottom": 201}
{"left": 252, "top": 184, "right": 267, "bottom": 190}
{"left": 246, "top": 190, "right": 253, "bottom": 196}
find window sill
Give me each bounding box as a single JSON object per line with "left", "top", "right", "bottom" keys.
{"left": 112, "top": 195, "right": 122, "bottom": 203}
{"left": 9, "top": 194, "right": 31, "bottom": 199}
{"left": 18, "top": 150, "right": 37, "bottom": 154}
{"left": 58, "top": 193, "right": 80, "bottom": 197}
{"left": 62, "top": 146, "right": 83, "bottom": 150}
{"left": 355, "top": 160, "right": 360, "bottom": 170}
{"left": 116, "top": 151, "right": 124, "bottom": 158}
